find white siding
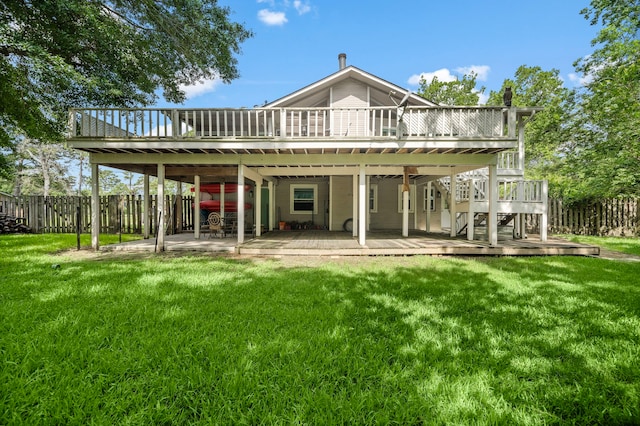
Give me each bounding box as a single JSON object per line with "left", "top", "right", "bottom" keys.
{"left": 330, "top": 80, "right": 368, "bottom": 137}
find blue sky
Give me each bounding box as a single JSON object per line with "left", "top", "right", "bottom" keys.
{"left": 165, "top": 0, "right": 600, "bottom": 108}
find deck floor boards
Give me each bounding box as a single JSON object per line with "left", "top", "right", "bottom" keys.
{"left": 102, "top": 230, "right": 599, "bottom": 257}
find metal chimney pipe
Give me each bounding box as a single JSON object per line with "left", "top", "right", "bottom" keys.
{"left": 338, "top": 53, "right": 346, "bottom": 70}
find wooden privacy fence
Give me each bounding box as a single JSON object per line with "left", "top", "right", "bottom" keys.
{"left": 2, "top": 193, "right": 638, "bottom": 236}
{"left": 526, "top": 198, "right": 639, "bottom": 236}
{"left": 0, "top": 193, "right": 196, "bottom": 234}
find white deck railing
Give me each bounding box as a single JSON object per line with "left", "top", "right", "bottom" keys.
{"left": 456, "top": 179, "right": 546, "bottom": 203}
{"left": 68, "top": 106, "right": 509, "bottom": 140}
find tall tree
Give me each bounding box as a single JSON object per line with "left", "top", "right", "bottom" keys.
{"left": 417, "top": 73, "right": 484, "bottom": 106}
{"left": 487, "top": 65, "right": 576, "bottom": 196}
{"left": 567, "top": 0, "right": 640, "bottom": 199}
{"left": 14, "top": 139, "right": 75, "bottom": 196}
{"left": 0, "top": 0, "right": 252, "bottom": 152}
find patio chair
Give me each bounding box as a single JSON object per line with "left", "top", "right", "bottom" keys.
{"left": 207, "top": 212, "right": 225, "bottom": 238}
{"left": 224, "top": 220, "right": 237, "bottom": 238}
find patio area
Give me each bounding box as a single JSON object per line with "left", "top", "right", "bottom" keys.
{"left": 101, "top": 230, "right": 600, "bottom": 257}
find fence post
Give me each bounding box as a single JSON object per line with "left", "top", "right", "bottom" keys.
{"left": 76, "top": 206, "right": 81, "bottom": 250}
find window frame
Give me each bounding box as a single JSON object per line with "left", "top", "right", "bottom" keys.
{"left": 369, "top": 184, "right": 378, "bottom": 213}
{"left": 290, "top": 184, "right": 318, "bottom": 214}
{"left": 397, "top": 184, "right": 416, "bottom": 213}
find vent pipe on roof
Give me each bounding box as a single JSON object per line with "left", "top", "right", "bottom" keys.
{"left": 338, "top": 53, "right": 346, "bottom": 70}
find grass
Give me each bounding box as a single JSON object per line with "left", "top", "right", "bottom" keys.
{"left": 558, "top": 234, "right": 640, "bottom": 257}
{"left": 1, "top": 234, "right": 639, "bottom": 425}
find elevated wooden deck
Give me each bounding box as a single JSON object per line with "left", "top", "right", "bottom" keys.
{"left": 102, "top": 230, "right": 599, "bottom": 257}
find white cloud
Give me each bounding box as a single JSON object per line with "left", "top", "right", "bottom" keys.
{"left": 258, "top": 9, "right": 288, "bottom": 26}
{"left": 179, "top": 77, "right": 222, "bottom": 99}
{"left": 455, "top": 65, "right": 490, "bottom": 81}
{"left": 476, "top": 91, "right": 489, "bottom": 105}
{"left": 293, "top": 0, "right": 311, "bottom": 14}
{"left": 408, "top": 65, "right": 491, "bottom": 86}
{"left": 408, "top": 68, "right": 457, "bottom": 86}
{"left": 568, "top": 72, "right": 592, "bottom": 86}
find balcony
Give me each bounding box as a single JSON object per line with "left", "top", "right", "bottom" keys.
{"left": 68, "top": 106, "right": 513, "bottom": 142}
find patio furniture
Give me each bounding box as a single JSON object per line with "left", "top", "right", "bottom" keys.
{"left": 207, "top": 212, "right": 225, "bottom": 238}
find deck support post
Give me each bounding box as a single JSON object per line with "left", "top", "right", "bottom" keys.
{"left": 143, "top": 174, "right": 150, "bottom": 239}
{"left": 402, "top": 166, "right": 412, "bottom": 237}
{"left": 176, "top": 181, "right": 183, "bottom": 233}
{"left": 268, "top": 181, "right": 275, "bottom": 231}
{"left": 358, "top": 165, "right": 366, "bottom": 246}
{"left": 467, "top": 179, "right": 475, "bottom": 241}
{"left": 194, "top": 175, "right": 201, "bottom": 239}
{"left": 220, "top": 183, "right": 225, "bottom": 220}
{"left": 541, "top": 180, "right": 548, "bottom": 241}
{"left": 488, "top": 164, "right": 498, "bottom": 247}
{"left": 91, "top": 162, "right": 100, "bottom": 251}
{"left": 157, "top": 163, "right": 165, "bottom": 251}
{"left": 237, "top": 166, "right": 245, "bottom": 244}
{"left": 366, "top": 176, "right": 371, "bottom": 232}
{"left": 255, "top": 179, "right": 262, "bottom": 237}
{"left": 449, "top": 172, "right": 457, "bottom": 237}
{"left": 352, "top": 172, "right": 358, "bottom": 237}
{"left": 426, "top": 181, "right": 432, "bottom": 233}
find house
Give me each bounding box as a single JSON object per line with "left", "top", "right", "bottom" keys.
{"left": 66, "top": 54, "right": 547, "bottom": 252}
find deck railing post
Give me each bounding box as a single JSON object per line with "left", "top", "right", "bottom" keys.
{"left": 172, "top": 110, "right": 180, "bottom": 139}
{"left": 508, "top": 107, "right": 517, "bottom": 138}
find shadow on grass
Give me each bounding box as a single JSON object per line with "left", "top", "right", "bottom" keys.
{"left": 1, "top": 243, "right": 639, "bottom": 424}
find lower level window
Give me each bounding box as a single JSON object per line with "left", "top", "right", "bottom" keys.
{"left": 290, "top": 184, "right": 318, "bottom": 214}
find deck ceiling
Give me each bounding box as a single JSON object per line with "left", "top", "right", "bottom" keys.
{"left": 73, "top": 139, "right": 514, "bottom": 184}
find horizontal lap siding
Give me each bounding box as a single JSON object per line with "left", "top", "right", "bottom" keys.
{"left": 331, "top": 80, "right": 368, "bottom": 136}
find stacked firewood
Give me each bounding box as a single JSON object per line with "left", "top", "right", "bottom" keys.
{"left": 0, "top": 214, "right": 31, "bottom": 234}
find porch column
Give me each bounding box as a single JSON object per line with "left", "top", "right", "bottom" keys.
{"left": 220, "top": 182, "right": 225, "bottom": 220}
{"left": 352, "top": 173, "right": 358, "bottom": 237}
{"left": 541, "top": 180, "right": 549, "bottom": 241}
{"left": 402, "top": 166, "right": 412, "bottom": 237}
{"left": 269, "top": 181, "right": 275, "bottom": 231}
{"left": 518, "top": 115, "right": 526, "bottom": 172}
{"left": 426, "top": 181, "right": 432, "bottom": 233}
{"left": 176, "top": 181, "right": 183, "bottom": 233}
{"left": 449, "top": 172, "right": 457, "bottom": 238}
{"left": 237, "top": 166, "right": 245, "bottom": 244}
{"left": 157, "top": 163, "right": 166, "bottom": 251}
{"left": 255, "top": 180, "right": 262, "bottom": 237}
{"left": 366, "top": 176, "right": 371, "bottom": 232}
{"left": 143, "top": 174, "right": 150, "bottom": 239}
{"left": 194, "top": 175, "right": 201, "bottom": 239}
{"left": 91, "top": 162, "right": 100, "bottom": 250}
{"left": 467, "top": 178, "right": 475, "bottom": 241}
{"left": 358, "top": 165, "right": 366, "bottom": 246}
{"left": 488, "top": 164, "right": 498, "bottom": 247}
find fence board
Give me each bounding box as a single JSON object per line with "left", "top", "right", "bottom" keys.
{"left": 0, "top": 194, "right": 196, "bottom": 235}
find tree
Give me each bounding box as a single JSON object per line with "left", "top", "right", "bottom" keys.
{"left": 567, "top": 0, "right": 640, "bottom": 199}
{"left": 487, "top": 65, "right": 577, "bottom": 196}
{"left": 417, "top": 73, "right": 484, "bottom": 106}
{"left": 0, "top": 0, "right": 252, "bottom": 151}
{"left": 13, "top": 139, "right": 75, "bottom": 196}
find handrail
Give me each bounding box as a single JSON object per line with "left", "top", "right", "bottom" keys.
{"left": 455, "top": 179, "right": 545, "bottom": 203}
{"left": 68, "top": 106, "right": 509, "bottom": 140}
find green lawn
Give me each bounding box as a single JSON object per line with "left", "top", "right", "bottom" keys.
{"left": 559, "top": 234, "right": 640, "bottom": 257}
{"left": 1, "top": 234, "right": 639, "bottom": 425}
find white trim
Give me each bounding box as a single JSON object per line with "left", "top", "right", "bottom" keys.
{"left": 369, "top": 184, "right": 378, "bottom": 213}
{"left": 290, "top": 183, "right": 318, "bottom": 215}
{"left": 423, "top": 186, "right": 436, "bottom": 212}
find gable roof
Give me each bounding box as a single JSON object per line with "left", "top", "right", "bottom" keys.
{"left": 265, "top": 65, "right": 437, "bottom": 108}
